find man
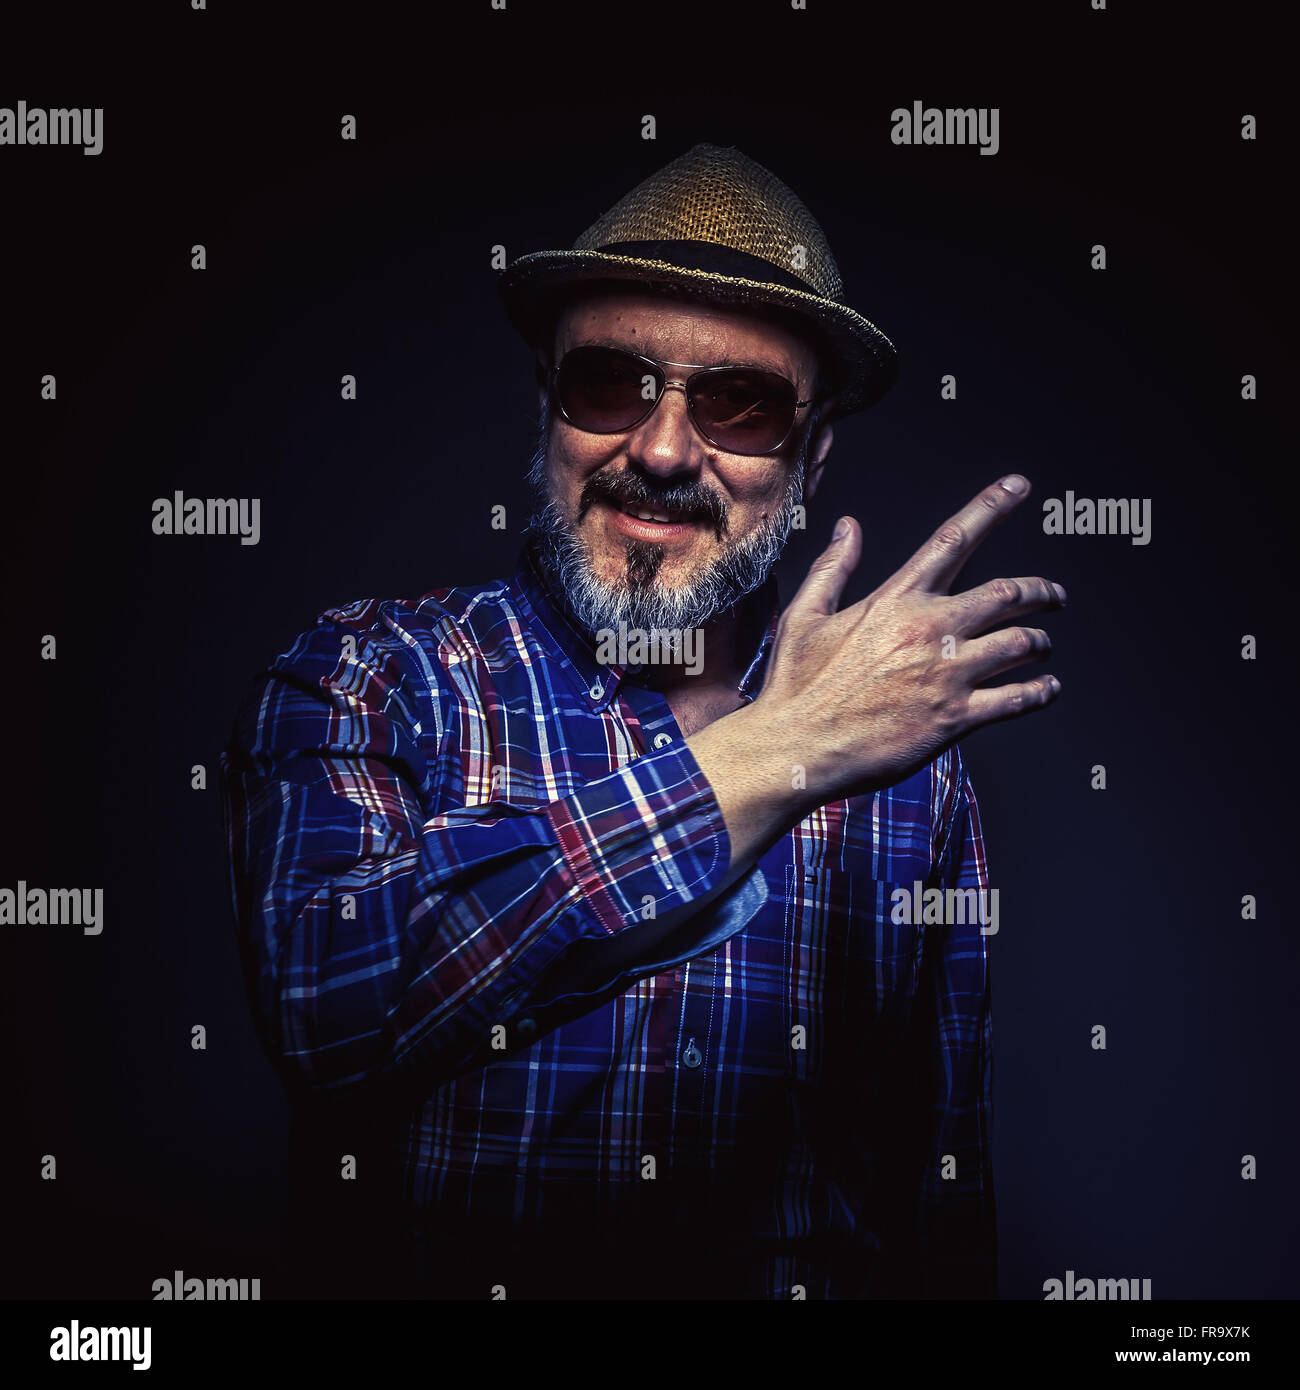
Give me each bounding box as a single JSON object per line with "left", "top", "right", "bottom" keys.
{"left": 221, "top": 143, "right": 1065, "bottom": 1300}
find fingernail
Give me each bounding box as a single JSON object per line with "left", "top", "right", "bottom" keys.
{"left": 1000, "top": 475, "right": 1028, "bottom": 494}
{"left": 1049, "top": 676, "right": 1061, "bottom": 694}
{"left": 1054, "top": 583, "right": 1068, "bottom": 604}
{"left": 833, "top": 517, "right": 850, "bottom": 541}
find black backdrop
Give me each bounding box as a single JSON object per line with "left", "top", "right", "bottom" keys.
{"left": 1, "top": 0, "right": 1295, "bottom": 1303}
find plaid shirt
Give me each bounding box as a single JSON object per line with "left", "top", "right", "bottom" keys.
{"left": 221, "top": 540, "right": 995, "bottom": 1300}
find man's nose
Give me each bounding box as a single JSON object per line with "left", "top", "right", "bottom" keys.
{"left": 625, "top": 381, "right": 706, "bottom": 478}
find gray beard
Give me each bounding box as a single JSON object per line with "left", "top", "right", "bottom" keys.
{"left": 524, "top": 397, "right": 810, "bottom": 637}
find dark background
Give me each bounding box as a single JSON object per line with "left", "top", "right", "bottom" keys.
{"left": 1, "top": 1, "right": 1294, "bottom": 1300}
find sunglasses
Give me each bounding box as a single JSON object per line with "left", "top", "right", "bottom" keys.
{"left": 551, "top": 344, "right": 813, "bottom": 456}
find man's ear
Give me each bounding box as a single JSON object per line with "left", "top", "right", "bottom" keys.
{"left": 803, "top": 411, "right": 835, "bottom": 501}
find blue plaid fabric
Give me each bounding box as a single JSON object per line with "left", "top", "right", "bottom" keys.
{"left": 221, "top": 540, "right": 995, "bottom": 1299}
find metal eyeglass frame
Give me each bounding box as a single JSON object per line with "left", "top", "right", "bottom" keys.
{"left": 550, "top": 345, "right": 813, "bottom": 456}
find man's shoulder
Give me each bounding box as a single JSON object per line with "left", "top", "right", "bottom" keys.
{"left": 316, "top": 572, "right": 522, "bottom": 646}
{"left": 230, "top": 573, "right": 531, "bottom": 740}
{"left": 257, "top": 570, "right": 540, "bottom": 693}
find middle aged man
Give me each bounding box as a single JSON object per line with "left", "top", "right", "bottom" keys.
{"left": 222, "top": 143, "right": 1066, "bottom": 1300}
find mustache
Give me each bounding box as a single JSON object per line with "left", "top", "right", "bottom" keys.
{"left": 577, "top": 468, "right": 729, "bottom": 540}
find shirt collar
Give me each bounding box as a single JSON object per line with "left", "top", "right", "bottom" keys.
{"left": 510, "top": 537, "right": 781, "bottom": 713}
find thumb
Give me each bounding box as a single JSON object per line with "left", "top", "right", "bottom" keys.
{"left": 788, "top": 516, "right": 861, "bottom": 619}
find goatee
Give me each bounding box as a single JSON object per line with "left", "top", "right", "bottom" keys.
{"left": 523, "top": 397, "right": 812, "bottom": 638}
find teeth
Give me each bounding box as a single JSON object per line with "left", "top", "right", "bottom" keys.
{"left": 625, "top": 506, "right": 679, "bottom": 523}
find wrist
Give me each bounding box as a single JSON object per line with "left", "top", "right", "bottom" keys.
{"left": 716, "top": 699, "right": 831, "bottom": 819}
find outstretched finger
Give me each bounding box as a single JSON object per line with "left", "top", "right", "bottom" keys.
{"left": 784, "top": 515, "right": 863, "bottom": 619}
{"left": 965, "top": 672, "right": 1061, "bottom": 728}
{"left": 894, "top": 475, "right": 1032, "bottom": 596}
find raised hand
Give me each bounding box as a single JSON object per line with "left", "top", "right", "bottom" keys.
{"left": 754, "top": 474, "right": 1065, "bottom": 803}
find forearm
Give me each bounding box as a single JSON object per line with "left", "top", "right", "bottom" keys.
{"left": 225, "top": 736, "right": 765, "bottom": 1101}
{"left": 475, "top": 702, "right": 833, "bottom": 1078}
{"left": 683, "top": 699, "right": 824, "bottom": 880}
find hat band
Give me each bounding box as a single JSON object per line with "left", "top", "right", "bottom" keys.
{"left": 595, "top": 239, "right": 821, "bottom": 298}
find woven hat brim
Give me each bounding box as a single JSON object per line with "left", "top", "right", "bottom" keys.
{"left": 499, "top": 249, "right": 898, "bottom": 417}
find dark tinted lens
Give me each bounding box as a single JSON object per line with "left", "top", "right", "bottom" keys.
{"left": 690, "top": 369, "right": 797, "bottom": 453}
{"left": 555, "top": 346, "right": 656, "bottom": 432}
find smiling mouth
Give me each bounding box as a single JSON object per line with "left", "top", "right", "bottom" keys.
{"left": 609, "top": 500, "right": 699, "bottom": 525}
{"left": 622, "top": 506, "right": 689, "bottom": 523}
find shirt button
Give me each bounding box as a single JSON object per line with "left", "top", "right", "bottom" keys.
{"left": 681, "top": 1037, "right": 702, "bottom": 1069}
{"left": 652, "top": 732, "right": 673, "bottom": 749}
{"left": 589, "top": 682, "right": 604, "bottom": 700}
{"left": 626, "top": 661, "right": 643, "bottom": 675}
{"left": 515, "top": 1017, "right": 537, "bottom": 1040}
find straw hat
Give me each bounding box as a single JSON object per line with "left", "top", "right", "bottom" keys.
{"left": 498, "top": 142, "right": 898, "bottom": 418}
